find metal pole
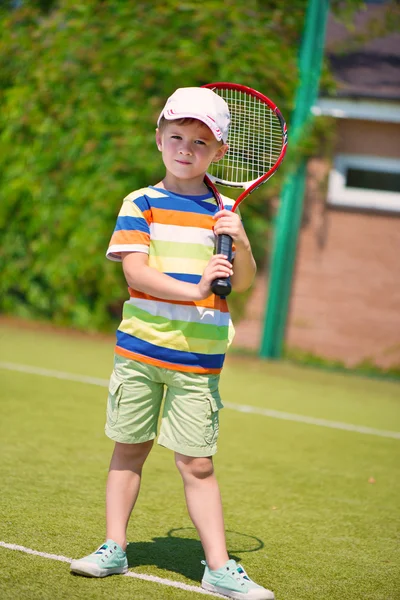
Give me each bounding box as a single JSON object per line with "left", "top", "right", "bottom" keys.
{"left": 260, "top": 0, "right": 330, "bottom": 359}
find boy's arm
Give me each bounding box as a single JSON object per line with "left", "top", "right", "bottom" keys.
{"left": 230, "top": 242, "right": 257, "bottom": 293}
{"left": 121, "top": 252, "right": 233, "bottom": 301}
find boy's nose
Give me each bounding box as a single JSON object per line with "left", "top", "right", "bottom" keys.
{"left": 179, "top": 142, "right": 192, "bottom": 155}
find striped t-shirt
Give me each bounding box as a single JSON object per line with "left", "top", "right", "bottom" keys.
{"left": 106, "top": 186, "right": 235, "bottom": 374}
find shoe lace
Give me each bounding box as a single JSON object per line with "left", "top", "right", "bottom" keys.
{"left": 201, "top": 560, "right": 252, "bottom": 589}
{"left": 95, "top": 544, "right": 116, "bottom": 562}
{"left": 228, "top": 563, "right": 251, "bottom": 586}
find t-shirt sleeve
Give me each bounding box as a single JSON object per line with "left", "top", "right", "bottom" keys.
{"left": 106, "top": 193, "right": 151, "bottom": 262}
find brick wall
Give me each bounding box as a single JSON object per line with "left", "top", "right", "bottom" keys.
{"left": 233, "top": 154, "right": 400, "bottom": 369}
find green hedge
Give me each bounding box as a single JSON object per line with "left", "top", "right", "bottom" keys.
{"left": 0, "top": 0, "right": 335, "bottom": 330}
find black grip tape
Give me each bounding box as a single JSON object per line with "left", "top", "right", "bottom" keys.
{"left": 211, "top": 234, "right": 233, "bottom": 297}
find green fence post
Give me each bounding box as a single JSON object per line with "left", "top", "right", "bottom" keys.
{"left": 260, "top": 0, "right": 330, "bottom": 359}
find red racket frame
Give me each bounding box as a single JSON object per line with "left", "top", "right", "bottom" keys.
{"left": 202, "top": 82, "right": 288, "bottom": 213}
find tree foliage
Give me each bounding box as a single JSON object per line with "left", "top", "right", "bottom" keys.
{"left": 0, "top": 0, "right": 386, "bottom": 330}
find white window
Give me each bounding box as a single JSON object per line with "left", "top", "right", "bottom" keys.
{"left": 327, "top": 154, "right": 400, "bottom": 212}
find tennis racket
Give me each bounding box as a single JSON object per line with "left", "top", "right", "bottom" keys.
{"left": 202, "top": 82, "right": 288, "bottom": 297}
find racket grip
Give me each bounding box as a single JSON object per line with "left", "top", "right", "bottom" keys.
{"left": 211, "top": 234, "right": 233, "bottom": 297}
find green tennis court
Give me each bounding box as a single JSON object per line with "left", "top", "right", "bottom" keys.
{"left": 0, "top": 320, "right": 399, "bottom": 600}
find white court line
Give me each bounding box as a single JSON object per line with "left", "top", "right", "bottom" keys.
{"left": 1, "top": 360, "right": 399, "bottom": 440}
{"left": 223, "top": 403, "right": 400, "bottom": 439}
{"left": 0, "top": 541, "right": 223, "bottom": 597}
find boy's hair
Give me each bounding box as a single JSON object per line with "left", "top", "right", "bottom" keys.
{"left": 158, "top": 116, "right": 225, "bottom": 146}
{"left": 158, "top": 116, "right": 203, "bottom": 132}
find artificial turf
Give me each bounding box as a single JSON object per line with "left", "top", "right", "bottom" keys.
{"left": 0, "top": 319, "right": 399, "bottom": 600}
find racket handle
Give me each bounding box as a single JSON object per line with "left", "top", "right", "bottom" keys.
{"left": 211, "top": 234, "right": 233, "bottom": 297}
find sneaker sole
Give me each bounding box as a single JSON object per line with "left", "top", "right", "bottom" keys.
{"left": 202, "top": 580, "right": 275, "bottom": 600}
{"left": 70, "top": 561, "right": 128, "bottom": 578}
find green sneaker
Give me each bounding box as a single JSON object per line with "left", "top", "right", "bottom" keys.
{"left": 70, "top": 539, "right": 128, "bottom": 577}
{"left": 201, "top": 559, "right": 275, "bottom": 600}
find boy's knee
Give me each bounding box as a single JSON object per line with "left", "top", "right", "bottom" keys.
{"left": 113, "top": 440, "right": 153, "bottom": 464}
{"left": 175, "top": 454, "right": 214, "bottom": 480}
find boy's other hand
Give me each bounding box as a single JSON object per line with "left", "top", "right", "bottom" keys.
{"left": 197, "top": 254, "right": 233, "bottom": 299}
{"left": 213, "top": 210, "right": 250, "bottom": 250}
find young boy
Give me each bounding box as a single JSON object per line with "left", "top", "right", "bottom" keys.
{"left": 70, "top": 87, "right": 275, "bottom": 600}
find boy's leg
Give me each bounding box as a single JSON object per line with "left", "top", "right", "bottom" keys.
{"left": 70, "top": 440, "right": 153, "bottom": 578}
{"left": 71, "top": 357, "right": 164, "bottom": 577}
{"left": 106, "top": 440, "right": 153, "bottom": 550}
{"left": 104, "top": 357, "right": 165, "bottom": 549}
{"left": 175, "top": 454, "right": 275, "bottom": 599}
{"left": 160, "top": 372, "right": 275, "bottom": 599}
{"left": 175, "top": 453, "right": 229, "bottom": 570}
{"left": 158, "top": 370, "right": 227, "bottom": 568}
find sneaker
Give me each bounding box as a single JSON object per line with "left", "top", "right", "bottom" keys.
{"left": 70, "top": 539, "right": 128, "bottom": 577}
{"left": 201, "top": 559, "right": 275, "bottom": 600}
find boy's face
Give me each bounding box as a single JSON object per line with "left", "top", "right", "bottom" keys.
{"left": 156, "top": 120, "right": 228, "bottom": 182}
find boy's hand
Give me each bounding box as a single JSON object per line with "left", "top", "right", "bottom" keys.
{"left": 197, "top": 254, "right": 233, "bottom": 299}
{"left": 213, "top": 210, "right": 250, "bottom": 250}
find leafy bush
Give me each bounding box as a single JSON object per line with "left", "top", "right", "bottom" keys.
{"left": 0, "top": 0, "right": 306, "bottom": 329}
{"left": 2, "top": 0, "right": 371, "bottom": 330}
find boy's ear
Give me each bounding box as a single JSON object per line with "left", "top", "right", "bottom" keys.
{"left": 212, "top": 143, "right": 229, "bottom": 163}
{"left": 155, "top": 128, "right": 162, "bottom": 151}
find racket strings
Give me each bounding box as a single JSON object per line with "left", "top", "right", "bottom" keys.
{"left": 208, "top": 89, "right": 283, "bottom": 186}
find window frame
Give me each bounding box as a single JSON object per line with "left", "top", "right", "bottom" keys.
{"left": 327, "top": 154, "right": 400, "bottom": 212}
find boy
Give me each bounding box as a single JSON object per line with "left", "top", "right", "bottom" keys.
{"left": 70, "top": 87, "right": 275, "bottom": 600}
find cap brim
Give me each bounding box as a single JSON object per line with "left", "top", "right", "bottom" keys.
{"left": 158, "top": 110, "right": 224, "bottom": 142}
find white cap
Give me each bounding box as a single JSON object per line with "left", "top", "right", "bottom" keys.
{"left": 157, "top": 87, "right": 230, "bottom": 142}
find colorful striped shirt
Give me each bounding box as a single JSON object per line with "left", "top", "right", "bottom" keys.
{"left": 106, "top": 186, "right": 235, "bottom": 374}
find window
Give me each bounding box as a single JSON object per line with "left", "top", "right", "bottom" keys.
{"left": 327, "top": 154, "right": 400, "bottom": 212}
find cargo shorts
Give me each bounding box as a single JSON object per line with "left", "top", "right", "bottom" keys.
{"left": 105, "top": 354, "right": 224, "bottom": 457}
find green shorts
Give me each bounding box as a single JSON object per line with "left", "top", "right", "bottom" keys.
{"left": 105, "top": 354, "right": 224, "bottom": 457}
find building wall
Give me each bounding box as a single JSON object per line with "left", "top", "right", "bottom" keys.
{"left": 233, "top": 119, "right": 400, "bottom": 368}
{"left": 336, "top": 119, "right": 400, "bottom": 157}
{"left": 286, "top": 158, "right": 400, "bottom": 368}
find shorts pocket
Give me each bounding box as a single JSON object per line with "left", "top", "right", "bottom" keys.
{"left": 204, "top": 390, "right": 224, "bottom": 445}
{"left": 107, "top": 371, "right": 124, "bottom": 427}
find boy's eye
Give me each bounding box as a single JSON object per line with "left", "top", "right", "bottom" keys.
{"left": 171, "top": 135, "right": 182, "bottom": 140}
{"left": 194, "top": 140, "right": 206, "bottom": 145}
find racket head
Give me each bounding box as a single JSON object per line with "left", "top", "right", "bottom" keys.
{"left": 203, "top": 82, "right": 287, "bottom": 211}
